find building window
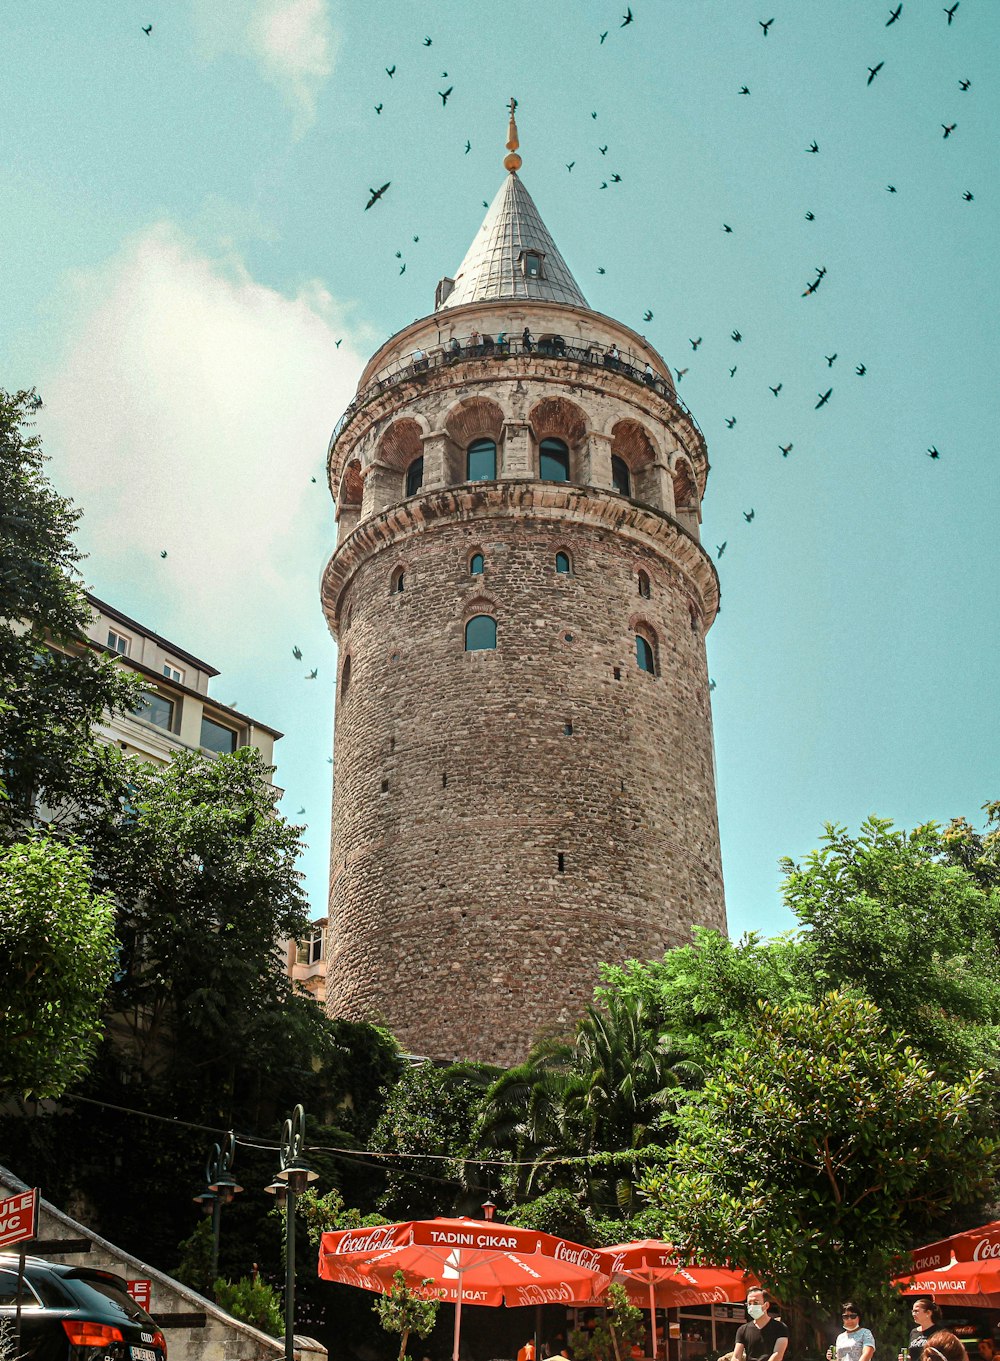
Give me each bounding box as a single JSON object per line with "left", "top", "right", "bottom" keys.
{"left": 391, "top": 566, "right": 405, "bottom": 593}
{"left": 201, "top": 715, "right": 237, "bottom": 754}
{"left": 469, "top": 552, "right": 485, "bottom": 576}
{"left": 555, "top": 551, "right": 571, "bottom": 574}
{"left": 405, "top": 456, "right": 424, "bottom": 498}
{"left": 539, "top": 438, "right": 570, "bottom": 482}
{"left": 163, "top": 662, "right": 184, "bottom": 683}
{"left": 107, "top": 629, "right": 129, "bottom": 656}
{"left": 296, "top": 927, "right": 325, "bottom": 966}
{"left": 635, "top": 632, "right": 657, "bottom": 675}
{"left": 134, "top": 691, "right": 174, "bottom": 731}
{"left": 467, "top": 439, "right": 496, "bottom": 481}
{"left": 341, "top": 655, "right": 352, "bottom": 699}
{"left": 611, "top": 455, "right": 632, "bottom": 497}
{"left": 638, "top": 570, "right": 651, "bottom": 598}
{"left": 465, "top": 615, "right": 497, "bottom": 651}
{"left": 520, "top": 250, "right": 544, "bottom": 279}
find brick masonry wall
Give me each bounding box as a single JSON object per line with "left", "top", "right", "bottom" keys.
{"left": 326, "top": 506, "right": 725, "bottom": 1065}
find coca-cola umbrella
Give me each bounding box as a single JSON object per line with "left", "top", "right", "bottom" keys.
{"left": 319, "top": 1218, "right": 610, "bottom": 1361}
{"left": 597, "top": 1241, "right": 759, "bottom": 1358}
{"left": 894, "top": 1222, "right": 1000, "bottom": 1307}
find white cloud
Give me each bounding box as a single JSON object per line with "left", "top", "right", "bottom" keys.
{"left": 193, "top": 0, "right": 338, "bottom": 130}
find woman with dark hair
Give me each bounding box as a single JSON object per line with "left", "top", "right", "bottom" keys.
{"left": 907, "top": 1300, "right": 944, "bottom": 1361}
{"left": 835, "top": 1303, "right": 875, "bottom": 1361}
{"left": 921, "top": 1333, "right": 966, "bottom": 1361}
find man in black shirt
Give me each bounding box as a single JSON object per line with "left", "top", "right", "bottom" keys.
{"left": 734, "top": 1289, "right": 790, "bottom": 1361}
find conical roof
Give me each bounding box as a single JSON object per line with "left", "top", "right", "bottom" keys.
{"left": 436, "top": 171, "right": 589, "bottom": 311}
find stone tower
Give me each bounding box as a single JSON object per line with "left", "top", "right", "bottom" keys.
{"left": 322, "top": 109, "right": 725, "bottom": 1065}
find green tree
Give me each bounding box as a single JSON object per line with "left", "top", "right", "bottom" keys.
{"left": 373, "top": 1270, "right": 441, "bottom": 1361}
{"left": 570, "top": 1282, "right": 645, "bottom": 1361}
{"left": 637, "top": 992, "right": 999, "bottom": 1346}
{"left": 0, "top": 835, "right": 116, "bottom": 1097}
{"left": 0, "top": 387, "right": 139, "bottom": 833}
{"left": 213, "top": 1275, "right": 284, "bottom": 1337}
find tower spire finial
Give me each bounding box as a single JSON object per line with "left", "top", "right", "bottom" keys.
{"left": 504, "top": 96, "right": 522, "bottom": 173}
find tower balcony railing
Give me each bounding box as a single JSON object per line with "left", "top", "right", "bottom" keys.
{"left": 330, "top": 331, "right": 705, "bottom": 448}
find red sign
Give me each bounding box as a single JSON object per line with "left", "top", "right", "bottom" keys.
{"left": 126, "top": 1280, "right": 152, "bottom": 1312}
{"left": 0, "top": 1189, "right": 38, "bottom": 1250}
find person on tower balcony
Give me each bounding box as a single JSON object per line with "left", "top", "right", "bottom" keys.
{"left": 469, "top": 328, "right": 481, "bottom": 354}
{"left": 604, "top": 343, "right": 620, "bottom": 370}
{"left": 496, "top": 330, "right": 508, "bottom": 352}
{"left": 733, "top": 1288, "right": 788, "bottom": 1361}
{"left": 481, "top": 331, "right": 495, "bottom": 354}
{"left": 449, "top": 335, "right": 462, "bottom": 362}
{"left": 521, "top": 326, "right": 533, "bottom": 352}
{"left": 643, "top": 361, "right": 655, "bottom": 385}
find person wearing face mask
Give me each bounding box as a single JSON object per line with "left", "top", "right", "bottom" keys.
{"left": 734, "top": 1288, "right": 789, "bottom": 1361}
{"left": 834, "top": 1302, "right": 875, "bottom": 1361}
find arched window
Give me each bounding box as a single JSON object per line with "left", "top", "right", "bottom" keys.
{"left": 465, "top": 615, "right": 497, "bottom": 651}
{"left": 405, "top": 456, "right": 424, "bottom": 498}
{"left": 470, "top": 552, "right": 485, "bottom": 576}
{"left": 638, "top": 570, "right": 651, "bottom": 599}
{"left": 539, "top": 438, "right": 570, "bottom": 482}
{"left": 635, "top": 632, "right": 657, "bottom": 675}
{"left": 391, "top": 567, "right": 405, "bottom": 593}
{"left": 611, "top": 455, "right": 632, "bottom": 497}
{"left": 467, "top": 439, "right": 496, "bottom": 481}
{"left": 341, "top": 655, "right": 352, "bottom": 698}
{"left": 555, "top": 551, "right": 571, "bottom": 575}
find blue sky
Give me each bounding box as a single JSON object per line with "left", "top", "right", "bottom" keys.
{"left": 3, "top": 1, "right": 996, "bottom": 939}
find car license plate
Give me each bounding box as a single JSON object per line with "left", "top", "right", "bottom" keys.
{"left": 131, "top": 1347, "right": 157, "bottom": 1361}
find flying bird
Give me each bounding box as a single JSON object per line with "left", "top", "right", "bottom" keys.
{"left": 759, "top": 18, "right": 774, "bottom": 35}
{"left": 159, "top": 550, "right": 167, "bottom": 558}
{"left": 439, "top": 86, "right": 453, "bottom": 105}
{"left": 674, "top": 367, "right": 688, "bottom": 381}
{"left": 310, "top": 476, "right": 317, "bottom": 483}
{"left": 386, "top": 65, "right": 396, "bottom": 77}
{"left": 927, "top": 446, "right": 941, "bottom": 459}
{"left": 591, "top": 111, "right": 598, "bottom": 119}
{"left": 942, "top": 123, "right": 956, "bottom": 138}
{"left": 944, "top": 3, "right": 958, "bottom": 23}
{"left": 621, "top": 8, "right": 634, "bottom": 26}
{"left": 887, "top": 184, "right": 897, "bottom": 192}
{"left": 723, "top": 223, "right": 733, "bottom": 233}
{"left": 963, "top": 190, "right": 974, "bottom": 201}
{"left": 731, "top": 330, "right": 742, "bottom": 342}
{"left": 413, "top": 235, "right": 420, "bottom": 242}
{"left": 805, "top": 210, "right": 815, "bottom": 220}
{"left": 611, "top": 172, "right": 622, "bottom": 182}
{"left": 597, "top": 266, "right": 606, "bottom": 274}
{"left": 296, "top": 807, "right": 306, "bottom": 816}
{"left": 826, "top": 354, "right": 837, "bottom": 366}
{"left": 599, "top": 181, "right": 608, "bottom": 190}
{"left": 292, "top": 646, "right": 303, "bottom": 660}
{"left": 465, "top": 140, "right": 471, "bottom": 153}
{"left": 643, "top": 309, "right": 653, "bottom": 322}
{"left": 566, "top": 162, "right": 575, "bottom": 172}
{"left": 423, "top": 36, "right": 432, "bottom": 45}
{"left": 739, "top": 85, "right": 751, "bottom": 95}
{"left": 729, "top": 365, "right": 738, "bottom": 377}
{"left": 335, "top": 338, "right": 343, "bottom": 347}
{"left": 691, "top": 337, "right": 703, "bottom": 350}
{"left": 743, "top": 509, "right": 755, "bottom": 522}
{"left": 716, "top": 542, "right": 727, "bottom": 559}
{"left": 959, "top": 78, "right": 971, "bottom": 90}
{"left": 886, "top": 4, "right": 902, "bottom": 23}
{"left": 709, "top": 679, "right": 717, "bottom": 692}
{"left": 374, "top": 103, "right": 383, "bottom": 114}
{"left": 599, "top": 30, "right": 608, "bottom": 43}
{"left": 306, "top": 669, "right": 318, "bottom": 680}
{"left": 142, "top": 24, "right": 152, "bottom": 35}
{"left": 856, "top": 363, "right": 867, "bottom": 376}
{"left": 807, "top": 141, "right": 819, "bottom": 153}
{"left": 867, "top": 61, "right": 884, "bottom": 84}
{"left": 599, "top": 144, "right": 608, "bottom": 154}
{"left": 725, "top": 417, "right": 737, "bottom": 428}
{"left": 399, "top": 263, "right": 406, "bottom": 274}
{"left": 780, "top": 442, "right": 793, "bottom": 457}
{"left": 365, "top": 182, "right": 390, "bottom": 209}
{"left": 770, "top": 383, "right": 783, "bottom": 396}
{"left": 816, "top": 388, "right": 833, "bottom": 408}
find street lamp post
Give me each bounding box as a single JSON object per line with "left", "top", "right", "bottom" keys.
{"left": 268, "top": 1104, "right": 317, "bottom": 1361}
{"left": 194, "top": 1132, "right": 243, "bottom": 1285}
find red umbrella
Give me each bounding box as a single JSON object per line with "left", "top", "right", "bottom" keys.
{"left": 894, "top": 1255, "right": 1000, "bottom": 1308}
{"left": 596, "top": 1241, "right": 758, "bottom": 1358}
{"left": 908, "top": 1221, "right": 1000, "bottom": 1273}
{"left": 319, "top": 1218, "right": 609, "bottom": 1361}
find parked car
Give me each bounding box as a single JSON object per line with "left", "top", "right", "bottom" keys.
{"left": 0, "top": 1255, "right": 167, "bottom": 1361}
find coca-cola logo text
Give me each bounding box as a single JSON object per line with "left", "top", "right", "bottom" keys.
{"left": 973, "top": 1238, "right": 1000, "bottom": 1261}
{"left": 331, "top": 1227, "right": 397, "bottom": 1255}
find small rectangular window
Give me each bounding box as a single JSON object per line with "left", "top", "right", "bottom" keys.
{"left": 200, "top": 715, "right": 237, "bottom": 754}
{"left": 108, "top": 629, "right": 129, "bottom": 656}
{"left": 134, "top": 692, "right": 175, "bottom": 731}
{"left": 557, "top": 853, "right": 565, "bottom": 873}
{"left": 163, "top": 663, "right": 184, "bottom": 684}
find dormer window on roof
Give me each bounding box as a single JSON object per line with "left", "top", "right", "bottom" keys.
{"left": 519, "top": 249, "right": 544, "bottom": 280}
